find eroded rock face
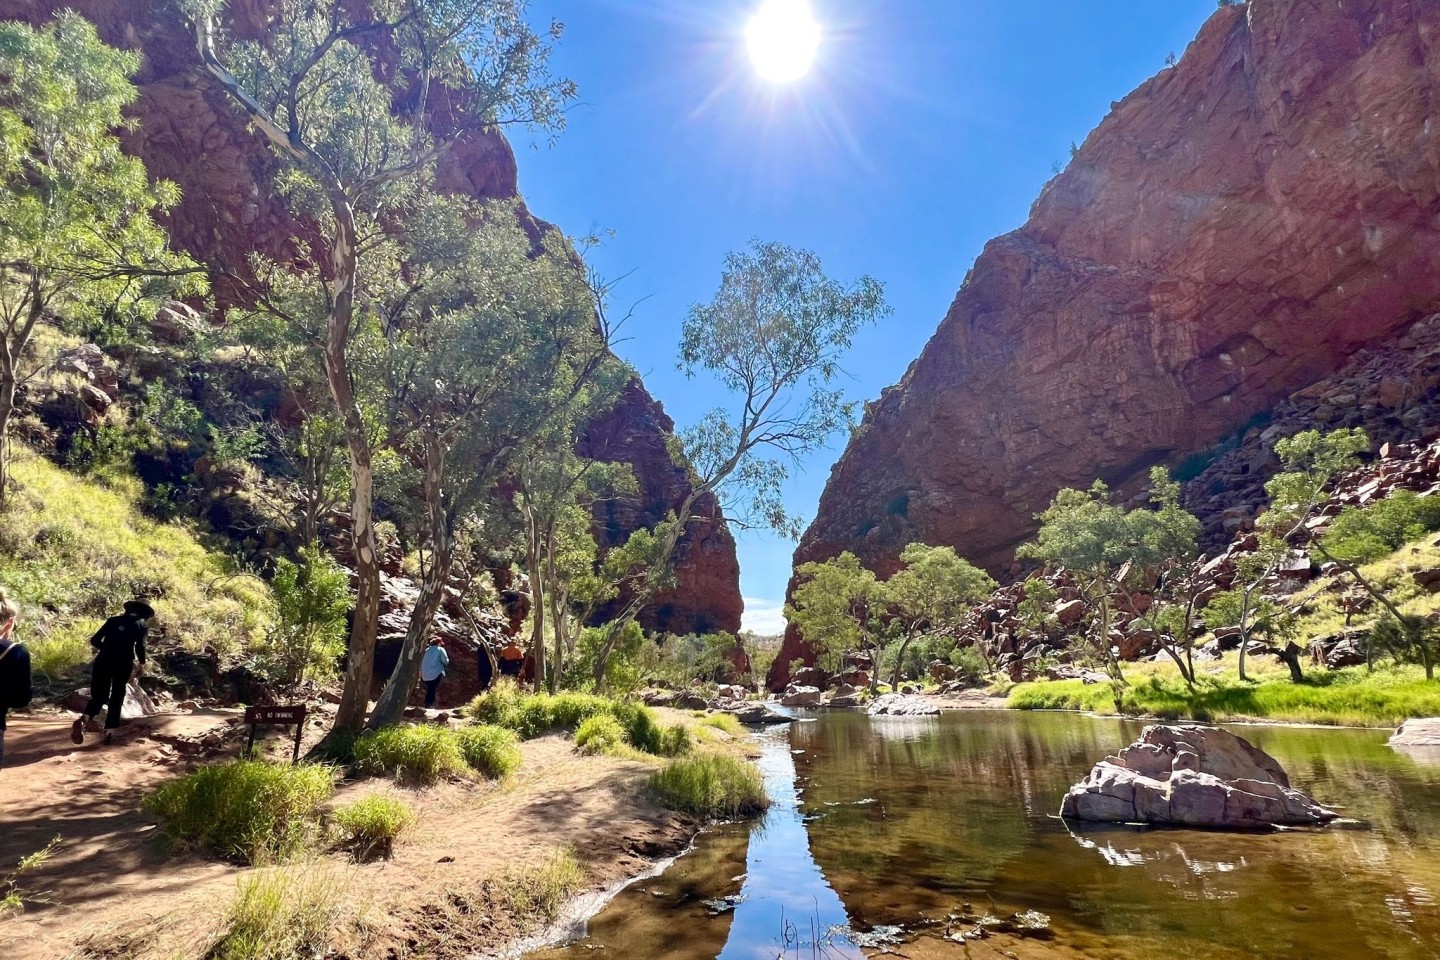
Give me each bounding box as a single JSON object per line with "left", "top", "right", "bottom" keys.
{"left": 777, "top": 0, "right": 1440, "bottom": 685}
{"left": 2, "top": 0, "right": 741, "bottom": 639}
{"left": 1061, "top": 725, "right": 1337, "bottom": 829}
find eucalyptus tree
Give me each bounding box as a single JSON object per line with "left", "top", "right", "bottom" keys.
{"left": 187, "top": 0, "right": 574, "bottom": 735}
{"left": 1018, "top": 467, "right": 1200, "bottom": 694}
{"left": 784, "top": 551, "right": 881, "bottom": 681}
{"left": 882, "top": 542, "right": 995, "bottom": 689}
{"left": 590, "top": 241, "right": 890, "bottom": 686}
{"left": 366, "top": 205, "right": 622, "bottom": 730}
{"left": 0, "top": 14, "right": 202, "bottom": 503}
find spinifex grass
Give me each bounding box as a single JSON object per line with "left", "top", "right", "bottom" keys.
{"left": 350, "top": 723, "right": 521, "bottom": 784}
{"left": 330, "top": 794, "right": 415, "bottom": 861}
{"left": 145, "top": 761, "right": 336, "bottom": 865}
{"left": 468, "top": 681, "right": 692, "bottom": 757}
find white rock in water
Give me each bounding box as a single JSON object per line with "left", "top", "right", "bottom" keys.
{"left": 867, "top": 694, "right": 940, "bottom": 717}
{"left": 1389, "top": 717, "right": 1440, "bottom": 747}
{"left": 1060, "top": 724, "right": 1337, "bottom": 829}
{"left": 780, "top": 685, "right": 823, "bottom": 707}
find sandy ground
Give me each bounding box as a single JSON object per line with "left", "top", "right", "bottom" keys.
{"left": 0, "top": 707, "right": 700, "bottom": 960}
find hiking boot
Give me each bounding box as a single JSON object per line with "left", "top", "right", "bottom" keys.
{"left": 70, "top": 718, "right": 84, "bottom": 745}
{"left": 103, "top": 732, "right": 114, "bottom": 745}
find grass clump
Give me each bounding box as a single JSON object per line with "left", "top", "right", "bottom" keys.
{"left": 454, "top": 724, "right": 522, "bottom": 778}
{"left": 649, "top": 753, "right": 768, "bottom": 819}
{"left": 486, "top": 847, "right": 586, "bottom": 923}
{"left": 210, "top": 867, "right": 348, "bottom": 960}
{"left": 145, "top": 761, "right": 335, "bottom": 865}
{"left": 330, "top": 795, "right": 415, "bottom": 861}
{"left": 574, "top": 714, "right": 626, "bottom": 756}
{"left": 468, "top": 680, "right": 692, "bottom": 757}
{"left": 1010, "top": 662, "right": 1440, "bottom": 727}
{"left": 698, "top": 713, "right": 744, "bottom": 736}
{"left": 0, "top": 837, "right": 58, "bottom": 916}
{"left": 351, "top": 723, "right": 521, "bottom": 783}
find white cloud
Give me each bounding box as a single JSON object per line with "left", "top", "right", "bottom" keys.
{"left": 741, "top": 597, "right": 788, "bottom": 636}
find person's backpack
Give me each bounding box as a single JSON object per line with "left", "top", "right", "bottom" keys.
{"left": 0, "top": 640, "right": 32, "bottom": 709}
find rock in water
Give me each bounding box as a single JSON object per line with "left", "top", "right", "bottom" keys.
{"left": 867, "top": 694, "right": 940, "bottom": 717}
{"left": 1390, "top": 718, "right": 1440, "bottom": 747}
{"left": 1060, "top": 724, "right": 1336, "bottom": 829}
{"left": 780, "top": 685, "right": 823, "bottom": 707}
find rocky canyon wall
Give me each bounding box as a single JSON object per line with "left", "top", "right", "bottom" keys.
{"left": 774, "top": 0, "right": 1440, "bottom": 684}
{"left": 2, "top": 0, "right": 742, "bottom": 637}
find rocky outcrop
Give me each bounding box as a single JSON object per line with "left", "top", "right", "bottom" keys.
{"left": 580, "top": 379, "right": 742, "bottom": 637}
{"left": 779, "top": 0, "right": 1440, "bottom": 684}
{"left": 867, "top": 694, "right": 940, "bottom": 717}
{"left": 1061, "top": 725, "right": 1337, "bottom": 828}
{"left": 2, "top": 0, "right": 740, "bottom": 638}
{"left": 1390, "top": 718, "right": 1440, "bottom": 747}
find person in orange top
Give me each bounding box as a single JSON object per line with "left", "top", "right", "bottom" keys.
{"left": 497, "top": 638, "right": 525, "bottom": 680}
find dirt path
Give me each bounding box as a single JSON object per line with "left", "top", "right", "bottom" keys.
{"left": 0, "top": 709, "right": 697, "bottom": 960}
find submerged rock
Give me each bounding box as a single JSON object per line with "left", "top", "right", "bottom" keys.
{"left": 867, "top": 694, "right": 940, "bottom": 717}
{"left": 1060, "top": 724, "right": 1337, "bottom": 829}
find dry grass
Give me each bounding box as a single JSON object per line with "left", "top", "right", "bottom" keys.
{"left": 208, "top": 866, "right": 354, "bottom": 960}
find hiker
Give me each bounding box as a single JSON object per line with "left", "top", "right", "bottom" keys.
{"left": 0, "top": 588, "right": 33, "bottom": 768}
{"left": 72, "top": 599, "right": 153, "bottom": 745}
{"left": 421, "top": 637, "right": 449, "bottom": 708}
{"left": 498, "top": 638, "right": 525, "bottom": 680}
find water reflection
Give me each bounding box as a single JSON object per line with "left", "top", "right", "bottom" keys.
{"left": 530, "top": 711, "right": 1440, "bottom": 960}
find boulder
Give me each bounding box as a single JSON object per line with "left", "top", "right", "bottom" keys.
{"left": 728, "top": 703, "right": 793, "bottom": 725}
{"left": 1412, "top": 568, "right": 1440, "bottom": 593}
{"left": 1308, "top": 630, "right": 1368, "bottom": 669}
{"left": 1054, "top": 599, "right": 1086, "bottom": 627}
{"left": 64, "top": 680, "right": 160, "bottom": 722}
{"left": 1389, "top": 718, "right": 1440, "bottom": 747}
{"left": 826, "top": 693, "right": 862, "bottom": 708}
{"left": 780, "top": 685, "right": 823, "bottom": 708}
{"left": 1060, "top": 724, "right": 1337, "bottom": 829}
{"left": 867, "top": 694, "right": 940, "bottom": 717}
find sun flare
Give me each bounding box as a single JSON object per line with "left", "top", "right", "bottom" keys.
{"left": 745, "top": 0, "right": 820, "bottom": 83}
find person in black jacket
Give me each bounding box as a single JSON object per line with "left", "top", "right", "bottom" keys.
{"left": 0, "top": 588, "right": 32, "bottom": 768}
{"left": 72, "top": 599, "right": 153, "bottom": 745}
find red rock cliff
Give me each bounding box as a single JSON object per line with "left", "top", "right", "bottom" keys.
{"left": 773, "top": 0, "right": 1440, "bottom": 686}
{"left": 2, "top": 0, "right": 741, "bottom": 636}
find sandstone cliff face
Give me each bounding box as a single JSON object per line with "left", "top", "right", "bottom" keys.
{"left": 773, "top": 0, "right": 1440, "bottom": 686}
{"left": 3, "top": 0, "right": 741, "bottom": 637}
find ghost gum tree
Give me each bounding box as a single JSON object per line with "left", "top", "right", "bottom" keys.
{"left": 0, "top": 14, "right": 202, "bottom": 505}
{"left": 589, "top": 241, "right": 891, "bottom": 687}
{"left": 366, "top": 207, "right": 622, "bottom": 729}
{"left": 883, "top": 543, "right": 995, "bottom": 689}
{"left": 187, "top": 0, "right": 575, "bottom": 736}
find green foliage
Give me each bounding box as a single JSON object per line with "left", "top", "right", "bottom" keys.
{"left": 785, "top": 552, "right": 879, "bottom": 674}
{"left": 1017, "top": 578, "right": 1059, "bottom": 631}
{"left": 570, "top": 621, "right": 647, "bottom": 694}
{"left": 0, "top": 13, "right": 204, "bottom": 496}
{"left": 330, "top": 795, "right": 415, "bottom": 861}
{"left": 145, "top": 761, "right": 336, "bottom": 865}
{"left": 698, "top": 713, "right": 745, "bottom": 736}
{"left": 574, "top": 713, "right": 626, "bottom": 755}
{"left": 1010, "top": 663, "right": 1440, "bottom": 727}
{"left": 635, "top": 631, "right": 743, "bottom": 687}
{"left": 1321, "top": 492, "right": 1440, "bottom": 566}
{"left": 950, "top": 645, "right": 991, "bottom": 685}
{"left": 1202, "top": 587, "right": 1292, "bottom": 640}
{"left": 466, "top": 682, "right": 690, "bottom": 757}
{"left": 210, "top": 867, "right": 347, "bottom": 960}
{"left": 886, "top": 542, "right": 995, "bottom": 632}
{"left": 1261, "top": 428, "right": 1369, "bottom": 534}
{"left": 263, "top": 551, "right": 350, "bottom": 685}
{"left": 649, "top": 753, "right": 769, "bottom": 819}
{"left": 0, "top": 446, "right": 272, "bottom": 677}
{"left": 453, "top": 724, "right": 523, "bottom": 778}
{"left": 350, "top": 724, "right": 519, "bottom": 784}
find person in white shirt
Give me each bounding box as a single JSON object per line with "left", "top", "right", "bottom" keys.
{"left": 420, "top": 637, "right": 450, "bottom": 708}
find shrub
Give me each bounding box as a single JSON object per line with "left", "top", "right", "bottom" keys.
{"left": 330, "top": 795, "right": 414, "bottom": 861}
{"left": 263, "top": 552, "right": 349, "bottom": 685}
{"left": 658, "top": 724, "right": 693, "bottom": 758}
{"left": 1322, "top": 492, "right": 1440, "bottom": 565}
{"left": 454, "top": 724, "right": 522, "bottom": 778}
{"left": 574, "top": 714, "right": 626, "bottom": 755}
{"left": 350, "top": 725, "right": 468, "bottom": 784}
{"left": 466, "top": 686, "right": 688, "bottom": 756}
{"left": 649, "top": 753, "right": 768, "bottom": 819}
{"left": 145, "top": 761, "right": 335, "bottom": 864}
{"left": 210, "top": 867, "right": 346, "bottom": 960}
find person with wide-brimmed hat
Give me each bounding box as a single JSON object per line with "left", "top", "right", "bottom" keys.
{"left": 72, "top": 598, "right": 154, "bottom": 745}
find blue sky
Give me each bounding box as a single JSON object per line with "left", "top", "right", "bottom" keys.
{"left": 516, "top": 0, "right": 1218, "bottom": 635}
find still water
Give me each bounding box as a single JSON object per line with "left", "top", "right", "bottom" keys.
{"left": 530, "top": 711, "right": 1440, "bottom": 959}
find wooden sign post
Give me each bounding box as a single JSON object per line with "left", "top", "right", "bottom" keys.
{"left": 244, "top": 704, "right": 307, "bottom": 763}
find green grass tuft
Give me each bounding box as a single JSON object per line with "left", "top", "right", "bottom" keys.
{"left": 210, "top": 867, "right": 347, "bottom": 960}
{"left": 649, "top": 753, "right": 769, "bottom": 819}
{"left": 145, "top": 761, "right": 335, "bottom": 865}
{"left": 454, "top": 724, "right": 522, "bottom": 778}
{"left": 330, "top": 795, "right": 415, "bottom": 861}
{"left": 574, "top": 714, "right": 626, "bottom": 756}
{"left": 698, "top": 713, "right": 744, "bottom": 736}
{"left": 467, "top": 682, "right": 691, "bottom": 757}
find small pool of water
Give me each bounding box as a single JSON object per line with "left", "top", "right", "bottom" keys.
{"left": 528, "top": 711, "right": 1440, "bottom": 959}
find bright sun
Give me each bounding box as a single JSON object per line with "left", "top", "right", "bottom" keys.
{"left": 746, "top": 0, "right": 820, "bottom": 83}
